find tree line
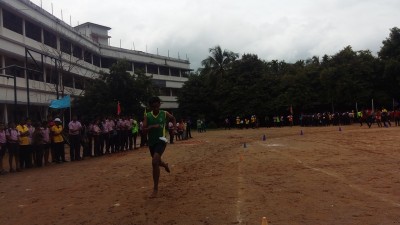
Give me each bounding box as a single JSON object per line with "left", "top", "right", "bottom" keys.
{"left": 176, "top": 27, "right": 400, "bottom": 126}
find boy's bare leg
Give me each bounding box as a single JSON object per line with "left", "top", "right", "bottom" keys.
{"left": 150, "top": 153, "right": 161, "bottom": 198}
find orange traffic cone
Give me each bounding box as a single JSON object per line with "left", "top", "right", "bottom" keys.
{"left": 261, "top": 216, "right": 268, "bottom": 225}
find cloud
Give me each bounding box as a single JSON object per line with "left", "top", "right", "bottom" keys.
{"left": 35, "top": 0, "right": 400, "bottom": 70}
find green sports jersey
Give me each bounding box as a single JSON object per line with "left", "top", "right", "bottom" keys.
{"left": 146, "top": 110, "right": 166, "bottom": 146}
{"left": 132, "top": 120, "right": 139, "bottom": 134}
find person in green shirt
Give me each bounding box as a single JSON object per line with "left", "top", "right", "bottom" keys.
{"left": 131, "top": 118, "right": 139, "bottom": 149}
{"left": 143, "top": 96, "right": 176, "bottom": 198}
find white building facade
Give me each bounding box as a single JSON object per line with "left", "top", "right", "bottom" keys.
{"left": 0, "top": 0, "right": 190, "bottom": 123}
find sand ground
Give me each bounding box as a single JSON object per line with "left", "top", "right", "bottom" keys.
{"left": 0, "top": 124, "right": 400, "bottom": 225}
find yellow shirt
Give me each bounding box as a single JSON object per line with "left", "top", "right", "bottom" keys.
{"left": 16, "top": 124, "right": 30, "bottom": 145}
{"left": 51, "top": 125, "right": 64, "bottom": 143}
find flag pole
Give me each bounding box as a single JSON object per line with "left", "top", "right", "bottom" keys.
{"left": 393, "top": 98, "right": 395, "bottom": 112}
{"left": 69, "top": 95, "right": 72, "bottom": 121}
{"left": 356, "top": 102, "right": 358, "bottom": 113}
{"left": 371, "top": 99, "right": 374, "bottom": 112}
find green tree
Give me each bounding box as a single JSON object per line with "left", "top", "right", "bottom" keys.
{"left": 379, "top": 27, "right": 400, "bottom": 104}
{"left": 179, "top": 29, "right": 400, "bottom": 127}
{"left": 220, "top": 54, "right": 271, "bottom": 117}
{"left": 75, "top": 60, "right": 155, "bottom": 120}
{"left": 379, "top": 27, "right": 400, "bottom": 60}
{"left": 201, "top": 45, "right": 239, "bottom": 76}
{"left": 177, "top": 73, "right": 212, "bottom": 119}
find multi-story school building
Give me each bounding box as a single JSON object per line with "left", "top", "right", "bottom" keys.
{"left": 0, "top": 0, "right": 191, "bottom": 123}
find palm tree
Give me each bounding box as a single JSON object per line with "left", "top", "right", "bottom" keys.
{"left": 201, "top": 45, "right": 238, "bottom": 76}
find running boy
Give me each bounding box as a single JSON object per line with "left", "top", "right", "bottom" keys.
{"left": 143, "top": 96, "right": 176, "bottom": 198}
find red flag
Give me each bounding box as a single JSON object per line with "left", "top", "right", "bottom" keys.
{"left": 117, "top": 101, "right": 121, "bottom": 115}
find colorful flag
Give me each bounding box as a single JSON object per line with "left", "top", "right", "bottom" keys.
{"left": 49, "top": 95, "right": 71, "bottom": 109}
{"left": 117, "top": 101, "right": 121, "bottom": 115}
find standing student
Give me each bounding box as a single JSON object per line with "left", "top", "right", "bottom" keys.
{"left": 224, "top": 117, "right": 230, "bottom": 130}
{"left": 41, "top": 121, "right": 51, "bottom": 165}
{"left": 115, "top": 117, "right": 123, "bottom": 152}
{"left": 47, "top": 118, "right": 56, "bottom": 162}
{"left": 0, "top": 124, "right": 7, "bottom": 174}
{"left": 132, "top": 118, "right": 139, "bottom": 149}
{"left": 127, "top": 117, "right": 134, "bottom": 150}
{"left": 139, "top": 120, "right": 148, "bottom": 147}
{"left": 6, "top": 122, "right": 20, "bottom": 172}
{"left": 92, "top": 119, "right": 101, "bottom": 156}
{"left": 186, "top": 117, "right": 192, "bottom": 138}
{"left": 176, "top": 120, "right": 184, "bottom": 141}
{"left": 17, "top": 119, "right": 31, "bottom": 169}
{"left": 168, "top": 121, "right": 175, "bottom": 144}
{"left": 143, "top": 97, "right": 175, "bottom": 198}
{"left": 26, "top": 119, "right": 35, "bottom": 166}
{"left": 197, "top": 119, "right": 202, "bottom": 132}
{"left": 51, "top": 118, "right": 66, "bottom": 163}
{"left": 395, "top": 109, "right": 400, "bottom": 126}
{"left": 32, "top": 122, "right": 44, "bottom": 167}
{"left": 107, "top": 117, "right": 116, "bottom": 153}
{"left": 68, "top": 115, "right": 82, "bottom": 161}
{"left": 101, "top": 118, "right": 110, "bottom": 154}
{"left": 80, "top": 120, "right": 91, "bottom": 158}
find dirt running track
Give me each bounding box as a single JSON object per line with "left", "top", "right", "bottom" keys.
{"left": 1, "top": 125, "right": 400, "bottom": 225}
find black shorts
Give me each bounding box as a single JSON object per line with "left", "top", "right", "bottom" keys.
{"left": 7, "top": 143, "right": 19, "bottom": 154}
{"left": 149, "top": 142, "right": 167, "bottom": 157}
{"left": 0, "top": 143, "right": 6, "bottom": 157}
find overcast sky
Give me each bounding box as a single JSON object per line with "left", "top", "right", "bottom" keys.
{"left": 32, "top": 0, "right": 400, "bottom": 71}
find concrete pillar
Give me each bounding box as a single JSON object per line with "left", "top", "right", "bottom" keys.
{"left": 0, "top": 8, "right": 3, "bottom": 34}
{"left": 4, "top": 103, "right": 8, "bottom": 124}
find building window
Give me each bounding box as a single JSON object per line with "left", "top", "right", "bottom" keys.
{"left": 73, "top": 45, "right": 82, "bottom": 59}
{"left": 159, "top": 66, "right": 169, "bottom": 76}
{"left": 2, "top": 9, "right": 23, "bottom": 35}
{"left": 60, "top": 38, "right": 71, "bottom": 55}
{"left": 147, "top": 64, "right": 158, "bottom": 74}
{"left": 74, "top": 75, "right": 85, "bottom": 89}
{"left": 152, "top": 79, "right": 166, "bottom": 87}
{"left": 134, "top": 62, "right": 145, "bottom": 73}
{"left": 182, "top": 70, "right": 190, "bottom": 78}
{"left": 4, "top": 57, "right": 24, "bottom": 78}
{"left": 25, "top": 20, "right": 42, "bottom": 42}
{"left": 45, "top": 67, "right": 58, "bottom": 84}
{"left": 126, "top": 62, "right": 133, "bottom": 72}
{"left": 158, "top": 87, "right": 170, "bottom": 96}
{"left": 27, "top": 63, "right": 43, "bottom": 81}
{"left": 93, "top": 54, "right": 100, "bottom": 67}
{"left": 171, "top": 68, "right": 180, "bottom": 77}
{"left": 101, "top": 57, "right": 116, "bottom": 68}
{"left": 84, "top": 50, "right": 92, "bottom": 63}
{"left": 62, "top": 72, "right": 73, "bottom": 88}
{"left": 44, "top": 29, "right": 57, "bottom": 49}
{"left": 171, "top": 88, "right": 179, "bottom": 97}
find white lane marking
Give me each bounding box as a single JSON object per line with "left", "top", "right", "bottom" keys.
{"left": 236, "top": 157, "right": 244, "bottom": 224}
